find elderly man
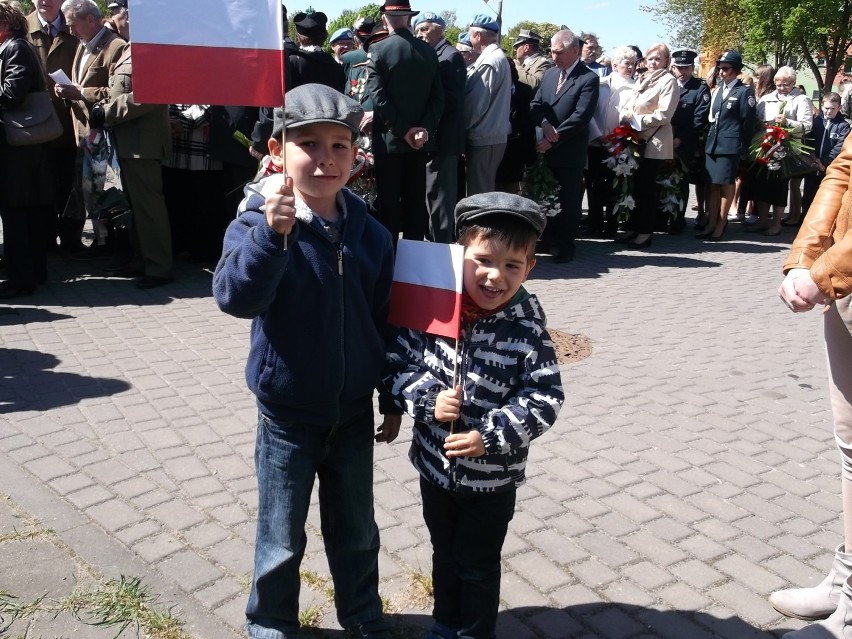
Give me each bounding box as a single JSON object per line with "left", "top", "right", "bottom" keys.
{"left": 529, "top": 28, "right": 599, "bottom": 263}
{"left": 512, "top": 29, "right": 552, "bottom": 92}
{"left": 455, "top": 31, "right": 476, "bottom": 67}
{"left": 365, "top": 0, "right": 443, "bottom": 243}
{"left": 464, "top": 14, "right": 511, "bottom": 196}
{"left": 329, "top": 27, "right": 354, "bottom": 62}
{"left": 413, "top": 10, "right": 466, "bottom": 242}
{"left": 26, "top": 0, "right": 79, "bottom": 252}
{"left": 579, "top": 31, "right": 610, "bottom": 78}
{"left": 53, "top": 0, "right": 126, "bottom": 256}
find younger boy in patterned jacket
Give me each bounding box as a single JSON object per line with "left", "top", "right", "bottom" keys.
{"left": 384, "top": 192, "right": 564, "bottom": 639}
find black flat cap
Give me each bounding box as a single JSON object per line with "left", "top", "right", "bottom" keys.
{"left": 272, "top": 83, "right": 363, "bottom": 138}
{"left": 455, "top": 192, "right": 546, "bottom": 237}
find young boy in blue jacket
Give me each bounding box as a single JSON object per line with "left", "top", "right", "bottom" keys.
{"left": 384, "top": 192, "right": 564, "bottom": 639}
{"left": 213, "top": 83, "right": 401, "bottom": 639}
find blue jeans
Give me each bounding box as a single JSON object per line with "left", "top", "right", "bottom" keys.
{"left": 246, "top": 409, "right": 383, "bottom": 639}
{"left": 420, "top": 478, "right": 516, "bottom": 639}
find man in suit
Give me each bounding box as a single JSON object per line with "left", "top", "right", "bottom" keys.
{"left": 669, "top": 49, "right": 709, "bottom": 234}
{"left": 27, "top": 0, "right": 79, "bottom": 252}
{"left": 91, "top": 44, "right": 173, "bottom": 289}
{"left": 512, "top": 29, "right": 552, "bottom": 93}
{"left": 365, "top": 0, "right": 444, "bottom": 243}
{"left": 464, "top": 14, "right": 511, "bottom": 196}
{"left": 413, "top": 10, "right": 466, "bottom": 243}
{"left": 529, "top": 28, "right": 599, "bottom": 263}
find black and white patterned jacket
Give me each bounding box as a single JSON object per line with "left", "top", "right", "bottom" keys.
{"left": 384, "top": 290, "right": 564, "bottom": 493}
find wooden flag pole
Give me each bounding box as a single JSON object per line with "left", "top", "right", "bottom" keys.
{"left": 280, "top": 4, "right": 288, "bottom": 251}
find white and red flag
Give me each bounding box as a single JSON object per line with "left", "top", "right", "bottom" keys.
{"left": 132, "top": 0, "right": 283, "bottom": 107}
{"left": 389, "top": 240, "right": 464, "bottom": 340}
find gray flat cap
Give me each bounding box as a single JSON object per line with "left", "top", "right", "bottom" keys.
{"left": 272, "top": 83, "right": 364, "bottom": 139}
{"left": 455, "top": 192, "right": 546, "bottom": 237}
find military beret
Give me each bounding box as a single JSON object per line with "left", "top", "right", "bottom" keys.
{"left": 272, "top": 84, "right": 364, "bottom": 139}
{"left": 671, "top": 49, "right": 698, "bottom": 66}
{"left": 293, "top": 10, "right": 328, "bottom": 37}
{"left": 469, "top": 14, "right": 499, "bottom": 33}
{"left": 412, "top": 11, "right": 446, "bottom": 30}
{"left": 455, "top": 192, "right": 546, "bottom": 238}
{"left": 330, "top": 28, "right": 354, "bottom": 43}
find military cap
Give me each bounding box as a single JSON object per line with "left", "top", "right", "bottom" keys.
{"left": 412, "top": 11, "right": 446, "bottom": 30}
{"left": 379, "top": 0, "right": 419, "bottom": 16}
{"left": 293, "top": 10, "right": 328, "bottom": 37}
{"left": 469, "top": 14, "right": 499, "bottom": 33}
{"left": 455, "top": 192, "right": 546, "bottom": 237}
{"left": 352, "top": 16, "right": 376, "bottom": 38}
{"left": 672, "top": 49, "right": 698, "bottom": 66}
{"left": 512, "top": 29, "right": 541, "bottom": 49}
{"left": 272, "top": 84, "right": 364, "bottom": 139}
{"left": 717, "top": 49, "right": 744, "bottom": 71}
{"left": 107, "top": 0, "right": 127, "bottom": 8}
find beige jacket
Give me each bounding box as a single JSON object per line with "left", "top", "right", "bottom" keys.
{"left": 784, "top": 133, "right": 852, "bottom": 298}
{"left": 622, "top": 69, "right": 679, "bottom": 160}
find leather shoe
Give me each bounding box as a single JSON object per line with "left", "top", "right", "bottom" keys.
{"left": 614, "top": 232, "right": 637, "bottom": 244}
{"left": 136, "top": 275, "right": 173, "bottom": 290}
{"left": 627, "top": 235, "right": 652, "bottom": 249}
{"left": 552, "top": 245, "right": 575, "bottom": 263}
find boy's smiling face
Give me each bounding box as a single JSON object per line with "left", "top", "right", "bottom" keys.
{"left": 269, "top": 122, "right": 357, "bottom": 212}
{"left": 462, "top": 234, "right": 535, "bottom": 311}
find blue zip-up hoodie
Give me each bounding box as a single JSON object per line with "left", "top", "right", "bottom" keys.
{"left": 213, "top": 177, "right": 396, "bottom": 425}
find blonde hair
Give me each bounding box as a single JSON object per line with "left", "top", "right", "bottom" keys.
{"left": 645, "top": 43, "right": 670, "bottom": 66}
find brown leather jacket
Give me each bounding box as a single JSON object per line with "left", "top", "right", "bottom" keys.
{"left": 784, "top": 133, "right": 852, "bottom": 299}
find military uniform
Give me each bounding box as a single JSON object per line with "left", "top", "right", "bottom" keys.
{"left": 512, "top": 30, "right": 553, "bottom": 96}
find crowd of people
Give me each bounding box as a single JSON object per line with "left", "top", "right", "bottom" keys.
{"left": 3, "top": 0, "right": 852, "bottom": 299}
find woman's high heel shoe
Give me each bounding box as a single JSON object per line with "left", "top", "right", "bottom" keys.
{"left": 627, "top": 235, "right": 653, "bottom": 249}
{"left": 707, "top": 219, "right": 728, "bottom": 242}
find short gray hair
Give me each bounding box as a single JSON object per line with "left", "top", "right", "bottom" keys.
{"left": 776, "top": 65, "right": 797, "bottom": 82}
{"left": 610, "top": 45, "right": 637, "bottom": 67}
{"left": 551, "top": 28, "right": 580, "bottom": 50}
{"left": 61, "top": 0, "right": 101, "bottom": 20}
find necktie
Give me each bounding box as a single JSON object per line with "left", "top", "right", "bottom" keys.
{"left": 556, "top": 69, "right": 567, "bottom": 94}
{"left": 712, "top": 86, "right": 724, "bottom": 121}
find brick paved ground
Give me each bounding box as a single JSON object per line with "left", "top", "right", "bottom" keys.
{"left": 0, "top": 211, "right": 839, "bottom": 639}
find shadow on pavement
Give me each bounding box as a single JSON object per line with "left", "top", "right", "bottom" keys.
{"left": 504, "top": 603, "right": 796, "bottom": 638}
{"left": 0, "top": 348, "right": 131, "bottom": 414}
{"left": 0, "top": 307, "right": 74, "bottom": 326}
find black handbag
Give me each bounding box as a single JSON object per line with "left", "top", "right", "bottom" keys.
{"left": 2, "top": 89, "right": 63, "bottom": 146}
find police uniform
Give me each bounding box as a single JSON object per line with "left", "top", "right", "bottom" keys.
{"left": 670, "top": 50, "right": 710, "bottom": 229}
{"left": 704, "top": 51, "right": 756, "bottom": 185}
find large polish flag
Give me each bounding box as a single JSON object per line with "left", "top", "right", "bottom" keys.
{"left": 389, "top": 240, "right": 464, "bottom": 340}
{"left": 132, "top": 0, "right": 283, "bottom": 107}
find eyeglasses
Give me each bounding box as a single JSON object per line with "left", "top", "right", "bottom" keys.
{"left": 718, "top": 65, "right": 733, "bottom": 72}
{"left": 775, "top": 81, "right": 793, "bottom": 87}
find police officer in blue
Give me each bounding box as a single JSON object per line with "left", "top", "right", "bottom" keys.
{"left": 669, "top": 49, "right": 709, "bottom": 234}
{"left": 699, "top": 49, "right": 756, "bottom": 241}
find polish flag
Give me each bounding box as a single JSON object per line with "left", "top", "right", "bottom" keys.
{"left": 389, "top": 240, "right": 464, "bottom": 340}
{"left": 131, "top": 0, "right": 283, "bottom": 107}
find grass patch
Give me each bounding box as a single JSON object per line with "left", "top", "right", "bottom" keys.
{"left": 0, "top": 525, "right": 54, "bottom": 543}
{"left": 298, "top": 605, "right": 323, "bottom": 628}
{"left": 0, "top": 576, "right": 190, "bottom": 639}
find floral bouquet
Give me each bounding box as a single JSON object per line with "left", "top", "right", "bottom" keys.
{"left": 656, "top": 158, "right": 686, "bottom": 221}
{"left": 522, "top": 154, "right": 561, "bottom": 217}
{"left": 748, "top": 124, "right": 815, "bottom": 178}
{"left": 601, "top": 124, "right": 642, "bottom": 220}
{"left": 347, "top": 135, "right": 377, "bottom": 207}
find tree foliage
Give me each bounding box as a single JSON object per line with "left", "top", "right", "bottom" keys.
{"left": 325, "top": 3, "right": 382, "bottom": 43}
{"left": 640, "top": 0, "right": 705, "bottom": 50}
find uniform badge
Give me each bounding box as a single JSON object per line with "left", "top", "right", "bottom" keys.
{"left": 702, "top": 94, "right": 709, "bottom": 102}
{"left": 747, "top": 95, "right": 756, "bottom": 107}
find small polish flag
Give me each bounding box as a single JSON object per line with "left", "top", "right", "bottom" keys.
{"left": 132, "top": 0, "right": 283, "bottom": 107}
{"left": 389, "top": 240, "right": 464, "bottom": 340}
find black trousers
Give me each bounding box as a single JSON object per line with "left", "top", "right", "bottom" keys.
{"left": 626, "top": 157, "right": 663, "bottom": 234}
{"left": 420, "top": 477, "right": 516, "bottom": 639}
{"left": 546, "top": 164, "right": 584, "bottom": 249}
{"left": 0, "top": 205, "right": 46, "bottom": 289}
{"left": 802, "top": 172, "right": 825, "bottom": 218}
{"left": 585, "top": 146, "right": 615, "bottom": 233}
{"left": 374, "top": 151, "right": 428, "bottom": 244}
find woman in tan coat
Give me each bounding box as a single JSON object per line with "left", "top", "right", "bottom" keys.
{"left": 616, "top": 42, "right": 679, "bottom": 249}
{"left": 775, "top": 134, "right": 852, "bottom": 638}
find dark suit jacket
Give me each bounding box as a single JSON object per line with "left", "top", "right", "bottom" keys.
{"left": 364, "top": 29, "right": 444, "bottom": 155}
{"left": 705, "top": 80, "right": 756, "bottom": 156}
{"left": 287, "top": 48, "right": 345, "bottom": 93}
{"left": 26, "top": 11, "right": 78, "bottom": 149}
{"left": 529, "top": 62, "right": 599, "bottom": 169}
{"left": 433, "top": 38, "right": 466, "bottom": 156}
{"left": 672, "top": 75, "right": 709, "bottom": 164}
